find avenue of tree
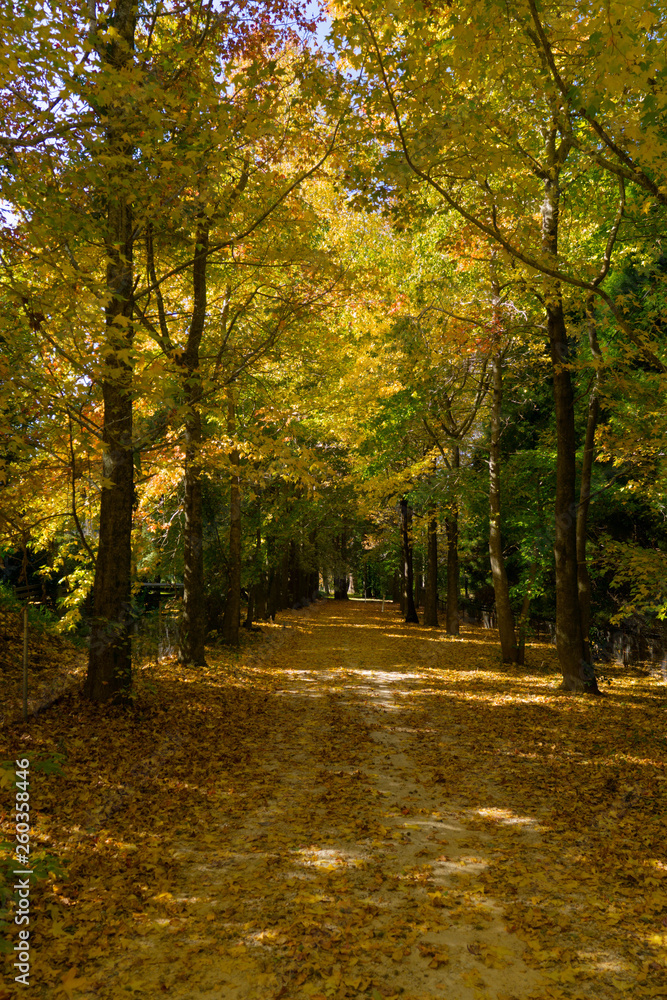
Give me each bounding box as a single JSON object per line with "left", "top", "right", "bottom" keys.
{"left": 1, "top": 0, "right": 666, "bottom": 700}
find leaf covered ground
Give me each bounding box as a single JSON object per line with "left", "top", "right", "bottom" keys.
{"left": 0, "top": 604, "right": 86, "bottom": 726}
{"left": 1, "top": 601, "right": 666, "bottom": 1000}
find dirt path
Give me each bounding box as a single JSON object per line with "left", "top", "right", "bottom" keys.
{"left": 89, "top": 601, "right": 546, "bottom": 1000}
{"left": 20, "top": 599, "right": 666, "bottom": 1000}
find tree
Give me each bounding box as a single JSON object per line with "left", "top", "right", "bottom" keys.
{"left": 330, "top": 0, "right": 664, "bottom": 688}
{"left": 0, "top": 0, "right": 343, "bottom": 695}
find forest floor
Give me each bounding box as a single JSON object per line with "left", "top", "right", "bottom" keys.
{"left": 1, "top": 600, "right": 667, "bottom": 1000}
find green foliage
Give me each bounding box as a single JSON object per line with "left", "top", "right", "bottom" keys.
{"left": 0, "top": 584, "right": 59, "bottom": 633}
{"left": 1, "top": 0, "right": 666, "bottom": 675}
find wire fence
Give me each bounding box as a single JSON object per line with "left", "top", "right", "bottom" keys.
{"left": 0, "top": 584, "right": 185, "bottom": 726}
{"left": 130, "top": 605, "right": 182, "bottom": 664}
{"left": 0, "top": 593, "right": 85, "bottom": 726}
{"left": 458, "top": 599, "right": 667, "bottom": 670}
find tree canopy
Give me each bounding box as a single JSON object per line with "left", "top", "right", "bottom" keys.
{"left": 1, "top": 0, "right": 666, "bottom": 700}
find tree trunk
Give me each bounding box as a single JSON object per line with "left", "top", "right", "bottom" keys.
{"left": 400, "top": 497, "right": 419, "bottom": 623}
{"left": 178, "top": 406, "right": 207, "bottom": 664}
{"left": 576, "top": 295, "right": 602, "bottom": 668}
{"left": 576, "top": 391, "right": 598, "bottom": 665}
{"left": 549, "top": 299, "right": 594, "bottom": 688}
{"left": 423, "top": 515, "right": 439, "bottom": 626}
{"left": 253, "top": 527, "right": 267, "bottom": 622}
{"left": 177, "top": 219, "right": 209, "bottom": 666}
{"left": 445, "top": 512, "right": 459, "bottom": 635}
{"left": 86, "top": 381, "right": 134, "bottom": 701}
{"left": 334, "top": 529, "right": 349, "bottom": 599}
{"left": 413, "top": 545, "right": 424, "bottom": 608}
{"left": 542, "top": 137, "right": 599, "bottom": 693}
{"left": 267, "top": 563, "right": 279, "bottom": 620}
{"left": 243, "top": 589, "right": 254, "bottom": 630}
{"left": 488, "top": 334, "right": 518, "bottom": 662}
{"left": 85, "top": 0, "right": 136, "bottom": 703}
{"left": 445, "top": 444, "right": 460, "bottom": 635}
{"left": 221, "top": 393, "right": 242, "bottom": 645}
{"left": 256, "top": 574, "right": 268, "bottom": 619}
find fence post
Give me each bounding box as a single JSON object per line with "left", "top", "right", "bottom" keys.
{"left": 22, "top": 605, "right": 28, "bottom": 722}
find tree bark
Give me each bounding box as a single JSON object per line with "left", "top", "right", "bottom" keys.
{"left": 243, "top": 588, "right": 254, "bottom": 630}
{"left": 86, "top": 381, "right": 134, "bottom": 701}
{"left": 267, "top": 562, "right": 279, "bottom": 620}
{"left": 178, "top": 406, "right": 206, "bottom": 664}
{"left": 576, "top": 295, "right": 602, "bottom": 668}
{"left": 177, "top": 219, "right": 209, "bottom": 666}
{"left": 400, "top": 497, "right": 419, "bottom": 623}
{"left": 445, "top": 513, "right": 459, "bottom": 635}
{"left": 86, "top": 0, "right": 136, "bottom": 703}
{"left": 445, "top": 444, "right": 460, "bottom": 635}
{"left": 542, "top": 134, "right": 599, "bottom": 693}
{"left": 423, "top": 515, "right": 439, "bottom": 626}
{"left": 334, "top": 529, "right": 349, "bottom": 599}
{"left": 549, "top": 300, "right": 594, "bottom": 688}
{"left": 413, "top": 545, "right": 424, "bottom": 608}
{"left": 488, "top": 331, "right": 517, "bottom": 662}
{"left": 576, "top": 392, "right": 598, "bottom": 664}
{"left": 221, "top": 393, "right": 242, "bottom": 645}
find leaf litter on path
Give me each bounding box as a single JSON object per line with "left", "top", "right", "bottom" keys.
{"left": 1, "top": 601, "right": 665, "bottom": 1000}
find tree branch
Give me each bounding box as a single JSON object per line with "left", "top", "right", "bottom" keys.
{"left": 357, "top": 7, "right": 666, "bottom": 373}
